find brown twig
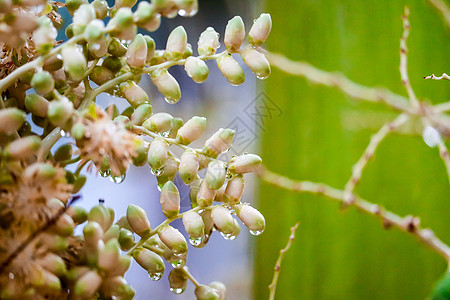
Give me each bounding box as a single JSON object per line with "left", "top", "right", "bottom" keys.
{"left": 268, "top": 222, "right": 300, "bottom": 300}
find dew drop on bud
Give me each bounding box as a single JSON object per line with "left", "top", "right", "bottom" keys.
{"left": 189, "top": 236, "right": 203, "bottom": 246}
{"left": 170, "top": 287, "right": 185, "bottom": 294}
{"left": 99, "top": 169, "right": 111, "bottom": 177}
{"left": 164, "top": 97, "right": 178, "bottom": 104}
{"left": 256, "top": 74, "right": 269, "bottom": 80}
{"left": 171, "top": 259, "right": 183, "bottom": 268}
{"left": 249, "top": 229, "right": 263, "bottom": 236}
{"left": 220, "top": 232, "right": 236, "bottom": 240}
{"left": 110, "top": 174, "right": 126, "bottom": 184}
{"left": 178, "top": 9, "right": 187, "bottom": 16}
{"left": 151, "top": 168, "right": 164, "bottom": 176}
{"left": 148, "top": 272, "right": 163, "bottom": 281}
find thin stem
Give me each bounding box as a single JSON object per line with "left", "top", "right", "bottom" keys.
{"left": 75, "top": 159, "right": 89, "bottom": 176}
{"left": 428, "top": 0, "right": 450, "bottom": 28}
{"left": 268, "top": 222, "right": 300, "bottom": 300}
{"left": 424, "top": 73, "right": 450, "bottom": 81}
{"left": 181, "top": 266, "right": 200, "bottom": 288}
{"left": 343, "top": 113, "right": 409, "bottom": 202}
{"left": 37, "top": 127, "right": 62, "bottom": 161}
{"left": 437, "top": 139, "right": 450, "bottom": 184}
{"left": 257, "top": 166, "right": 450, "bottom": 263}
{"left": 435, "top": 102, "right": 450, "bottom": 113}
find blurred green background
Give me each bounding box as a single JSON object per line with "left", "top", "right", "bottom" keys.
{"left": 255, "top": 0, "right": 450, "bottom": 299}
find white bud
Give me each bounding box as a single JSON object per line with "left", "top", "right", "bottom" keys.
{"left": 224, "top": 16, "right": 245, "bottom": 52}
{"left": 184, "top": 57, "right": 209, "bottom": 83}
{"left": 197, "top": 27, "right": 219, "bottom": 56}
{"left": 248, "top": 13, "right": 272, "bottom": 46}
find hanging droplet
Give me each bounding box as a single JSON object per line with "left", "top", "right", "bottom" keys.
{"left": 164, "top": 97, "right": 178, "bottom": 104}
{"left": 110, "top": 173, "right": 126, "bottom": 184}
{"left": 60, "top": 129, "right": 70, "bottom": 137}
{"left": 99, "top": 169, "right": 111, "bottom": 177}
{"left": 256, "top": 74, "right": 269, "bottom": 80}
{"left": 220, "top": 232, "right": 236, "bottom": 240}
{"left": 249, "top": 229, "right": 263, "bottom": 236}
{"left": 160, "top": 130, "right": 171, "bottom": 138}
{"left": 148, "top": 272, "right": 163, "bottom": 281}
{"left": 178, "top": 9, "right": 187, "bottom": 16}
{"left": 170, "top": 287, "right": 185, "bottom": 295}
{"left": 189, "top": 236, "right": 203, "bottom": 246}
{"left": 8, "top": 272, "right": 14, "bottom": 279}
{"left": 56, "top": 54, "right": 63, "bottom": 60}
{"left": 150, "top": 168, "right": 164, "bottom": 176}
{"left": 171, "top": 259, "right": 184, "bottom": 268}
{"left": 172, "top": 251, "right": 184, "bottom": 257}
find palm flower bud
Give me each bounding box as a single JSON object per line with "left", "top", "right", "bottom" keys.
{"left": 156, "top": 155, "right": 179, "bottom": 188}
{"left": 38, "top": 233, "right": 69, "bottom": 252}
{"left": 83, "top": 221, "right": 104, "bottom": 246}
{"left": 236, "top": 204, "right": 265, "bottom": 235}
{"left": 147, "top": 138, "right": 169, "bottom": 171}
{"left": 92, "top": 0, "right": 109, "bottom": 19}
{"left": 143, "top": 112, "right": 173, "bottom": 133}
{"left": 217, "top": 55, "right": 245, "bottom": 85}
{"left": 228, "top": 153, "right": 262, "bottom": 174}
{"left": 120, "top": 81, "right": 150, "bottom": 107}
{"left": 61, "top": 46, "right": 87, "bottom": 82}
{"left": 208, "top": 281, "right": 226, "bottom": 299}
{"left": 118, "top": 228, "right": 135, "bottom": 251}
{"left": 102, "top": 56, "right": 123, "bottom": 73}
{"left": 197, "top": 27, "right": 219, "bottom": 56}
{"left": 38, "top": 253, "right": 67, "bottom": 277}
{"left": 241, "top": 48, "right": 271, "bottom": 79}
{"left": 224, "top": 16, "right": 245, "bottom": 52}
{"left": 30, "top": 267, "right": 62, "bottom": 291}
{"left": 224, "top": 175, "right": 244, "bottom": 204}
{"left": 84, "top": 19, "right": 105, "bottom": 44}
{"left": 114, "top": 0, "right": 137, "bottom": 9}
{"left": 203, "top": 128, "right": 235, "bottom": 158}
{"left": 158, "top": 225, "right": 188, "bottom": 254}
{"left": 48, "top": 97, "right": 74, "bottom": 127}
{"left": 179, "top": 150, "right": 199, "bottom": 184}
{"left": 200, "top": 209, "right": 214, "bottom": 242}
{"left": 106, "top": 7, "right": 133, "bottom": 35}
{"left": 126, "top": 34, "right": 148, "bottom": 68}
{"left": 31, "top": 71, "right": 54, "bottom": 96}
{"left": 44, "top": 55, "right": 63, "bottom": 72}
{"left": 168, "top": 117, "right": 183, "bottom": 138}
{"left": 126, "top": 204, "right": 151, "bottom": 237}
{"left": 25, "top": 94, "right": 50, "bottom": 117}
{"left": 134, "top": 2, "right": 161, "bottom": 32}
{"left": 144, "top": 36, "right": 156, "bottom": 62}
{"left": 73, "top": 4, "right": 96, "bottom": 35}
{"left": 184, "top": 57, "right": 209, "bottom": 83}
{"left": 108, "top": 38, "right": 128, "bottom": 57}
{"left": 116, "top": 215, "right": 132, "bottom": 230}
{"left": 33, "top": 16, "right": 57, "bottom": 55}
{"left": 211, "top": 206, "right": 235, "bottom": 235}
{"left": 5, "top": 136, "right": 41, "bottom": 160}
{"left": 183, "top": 43, "right": 193, "bottom": 58}
{"left": 132, "top": 138, "right": 150, "bottom": 166}
{"left": 163, "top": 26, "right": 187, "bottom": 60}
{"left": 248, "top": 13, "right": 272, "bottom": 46}
{"left": 160, "top": 181, "right": 180, "bottom": 218}
{"left": 105, "top": 224, "right": 120, "bottom": 241}
{"left": 132, "top": 248, "right": 165, "bottom": 280}
{"left": 195, "top": 285, "right": 221, "bottom": 300}
{"left": 182, "top": 211, "right": 205, "bottom": 239}
{"left": 98, "top": 239, "right": 121, "bottom": 272}
{"left": 0, "top": 108, "right": 25, "bottom": 134}
{"left": 206, "top": 161, "right": 226, "bottom": 190}
{"left": 73, "top": 174, "right": 87, "bottom": 193}
{"left": 74, "top": 270, "right": 102, "bottom": 298}
{"left": 67, "top": 206, "right": 88, "bottom": 224}
{"left": 151, "top": 69, "right": 181, "bottom": 103}
{"left": 169, "top": 268, "right": 188, "bottom": 294}
{"left": 102, "top": 276, "right": 135, "bottom": 299}
{"left": 52, "top": 213, "right": 75, "bottom": 236}
{"left": 197, "top": 179, "right": 216, "bottom": 207}
{"left": 71, "top": 122, "right": 86, "bottom": 140}
{"left": 66, "top": 0, "right": 89, "bottom": 15}
{"left": 89, "top": 66, "right": 114, "bottom": 85}
{"left": 189, "top": 178, "right": 202, "bottom": 207}
{"left": 176, "top": 116, "right": 206, "bottom": 145}
{"left": 130, "top": 103, "right": 152, "bottom": 126}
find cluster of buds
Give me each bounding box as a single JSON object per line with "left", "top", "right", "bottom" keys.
{"left": 0, "top": 0, "right": 273, "bottom": 298}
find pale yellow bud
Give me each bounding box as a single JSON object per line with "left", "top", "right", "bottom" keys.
{"left": 120, "top": 81, "right": 150, "bottom": 108}
{"left": 165, "top": 26, "right": 188, "bottom": 60}
{"left": 147, "top": 138, "right": 169, "bottom": 170}
{"left": 176, "top": 116, "right": 206, "bottom": 145}
{"left": 203, "top": 128, "right": 235, "bottom": 158}
{"left": 182, "top": 211, "right": 204, "bottom": 239}
{"left": 211, "top": 206, "right": 234, "bottom": 235}
{"left": 228, "top": 153, "right": 262, "bottom": 174}
{"left": 142, "top": 112, "right": 173, "bottom": 133}
{"left": 126, "top": 204, "right": 151, "bottom": 237}
{"left": 241, "top": 48, "right": 271, "bottom": 80}
{"left": 179, "top": 150, "right": 199, "bottom": 184}
{"left": 74, "top": 271, "right": 102, "bottom": 298}
{"left": 224, "top": 175, "right": 244, "bottom": 204}
{"left": 126, "top": 33, "right": 148, "bottom": 68}
{"left": 206, "top": 161, "right": 226, "bottom": 190}
{"left": 150, "top": 69, "right": 181, "bottom": 104}
{"left": 197, "top": 179, "right": 216, "bottom": 207}
{"left": 195, "top": 285, "right": 221, "bottom": 300}
{"left": 158, "top": 225, "right": 188, "bottom": 255}
{"left": 184, "top": 56, "right": 209, "bottom": 83}
{"left": 224, "top": 16, "right": 245, "bottom": 52}
{"left": 248, "top": 13, "right": 272, "bottom": 46}
{"left": 217, "top": 55, "right": 245, "bottom": 86}
{"left": 236, "top": 204, "right": 265, "bottom": 235}
{"left": 160, "top": 181, "right": 181, "bottom": 218}
{"left": 132, "top": 248, "right": 165, "bottom": 280}
{"left": 5, "top": 136, "right": 41, "bottom": 160}
{"left": 197, "top": 27, "right": 219, "bottom": 56}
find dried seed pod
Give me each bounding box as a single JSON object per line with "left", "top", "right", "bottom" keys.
{"left": 126, "top": 33, "right": 148, "bottom": 68}
{"left": 120, "top": 81, "right": 150, "bottom": 108}
{"left": 197, "top": 179, "right": 216, "bottom": 207}
{"left": 176, "top": 116, "right": 207, "bottom": 145}
{"left": 203, "top": 128, "right": 235, "bottom": 158}
{"left": 165, "top": 26, "right": 188, "bottom": 60}
{"left": 74, "top": 270, "right": 102, "bottom": 298}
{"left": 224, "top": 175, "right": 244, "bottom": 204}
{"left": 228, "top": 153, "right": 262, "bottom": 174}
{"left": 147, "top": 138, "right": 169, "bottom": 171}
{"left": 236, "top": 204, "right": 265, "bottom": 235}
{"left": 158, "top": 225, "right": 188, "bottom": 255}
{"left": 179, "top": 150, "right": 199, "bottom": 184}
{"left": 206, "top": 161, "right": 226, "bottom": 190}
{"left": 61, "top": 46, "right": 87, "bottom": 82}
{"left": 5, "top": 136, "right": 41, "bottom": 160}
{"left": 224, "top": 16, "right": 245, "bottom": 53}
{"left": 0, "top": 108, "right": 26, "bottom": 134}
{"left": 47, "top": 97, "right": 74, "bottom": 127}
{"left": 248, "top": 13, "right": 272, "bottom": 46}
{"left": 182, "top": 211, "right": 205, "bottom": 239}
{"left": 241, "top": 48, "right": 271, "bottom": 80}
{"left": 31, "top": 71, "right": 54, "bottom": 96}
{"left": 126, "top": 204, "right": 151, "bottom": 237}
{"left": 211, "top": 206, "right": 234, "bottom": 235}
{"left": 198, "top": 27, "right": 219, "bottom": 56}
{"left": 143, "top": 112, "right": 173, "bottom": 133}
{"left": 195, "top": 285, "right": 221, "bottom": 300}
{"left": 217, "top": 55, "right": 245, "bottom": 86}
{"left": 132, "top": 248, "right": 165, "bottom": 280}
{"left": 150, "top": 69, "right": 181, "bottom": 104}
{"left": 160, "top": 181, "right": 181, "bottom": 218}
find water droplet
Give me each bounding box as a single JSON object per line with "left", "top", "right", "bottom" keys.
{"left": 110, "top": 173, "right": 126, "bottom": 184}
{"left": 160, "top": 130, "right": 170, "bottom": 138}
{"left": 220, "top": 232, "right": 236, "bottom": 240}
{"left": 189, "top": 236, "right": 203, "bottom": 246}
{"left": 60, "top": 130, "right": 70, "bottom": 137}
{"left": 91, "top": 43, "right": 101, "bottom": 50}
{"left": 249, "top": 229, "right": 263, "bottom": 236}
{"left": 171, "top": 259, "right": 184, "bottom": 268}
{"left": 226, "top": 171, "right": 232, "bottom": 179}
{"left": 8, "top": 272, "right": 14, "bottom": 279}
{"left": 197, "top": 209, "right": 204, "bottom": 214}
{"left": 178, "top": 9, "right": 187, "bottom": 16}
{"left": 256, "top": 74, "right": 269, "bottom": 80}
{"left": 98, "top": 169, "right": 111, "bottom": 177}
{"left": 151, "top": 168, "right": 164, "bottom": 176}
{"left": 172, "top": 251, "right": 184, "bottom": 257}
{"left": 216, "top": 42, "right": 221, "bottom": 49}
{"left": 164, "top": 97, "right": 178, "bottom": 104}
{"left": 56, "top": 54, "right": 63, "bottom": 60}
{"left": 148, "top": 272, "right": 163, "bottom": 281}
{"left": 170, "top": 287, "right": 185, "bottom": 294}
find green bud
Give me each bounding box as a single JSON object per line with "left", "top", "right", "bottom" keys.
{"left": 158, "top": 225, "right": 188, "bottom": 255}
{"left": 224, "top": 175, "right": 244, "bottom": 204}
{"left": 206, "top": 161, "right": 226, "bottom": 190}
{"left": 38, "top": 253, "right": 67, "bottom": 277}
{"left": 156, "top": 155, "right": 179, "bottom": 188}
{"left": 217, "top": 55, "right": 245, "bottom": 86}
{"left": 160, "top": 181, "right": 180, "bottom": 218}
{"left": 25, "top": 94, "right": 50, "bottom": 117}
{"left": 38, "top": 233, "right": 68, "bottom": 252}
{"left": 130, "top": 103, "right": 152, "bottom": 126}
{"left": 144, "top": 35, "right": 156, "bottom": 62}
{"left": 147, "top": 138, "right": 169, "bottom": 170}
{"left": 228, "top": 153, "right": 262, "bottom": 174}
{"left": 203, "top": 128, "right": 235, "bottom": 158}
{"left": 236, "top": 204, "right": 265, "bottom": 234}
{"left": 176, "top": 116, "right": 206, "bottom": 145}
{"left": 184, "top": 57, "right": 209, "bottom": 83}
{"left": 108, "top": 38, "right": 128, "bottom": 57}
{"left": 52, "top": 213, "right": 75, "bottom": 236}
{"left": 84, "top": 19, "right": 105, "bottom": 44}
{"left": 132, "top": 248, "right": 165, "bottom": 276}
{"left": 143, "top": 112, "right": 173, "bottom": 133}
{"left": 183, "top": 43, "right": 193, "bottom": 58}
{"left": 33, "top": 16, "right": 57, "bottom": 55}
{"left": 90, "top": 66, "right": 114, "bottom": 85}
{"left": 107, "top": 7, "right": 133, "bottom": 35}
{"left": 73, "top": 175, "right": 87, "bottom": 193}
{"left": 61, "top": 46, "right": 87, "bottom": 82}
{"left": 132, "top": 139, "right": 150, "bottom": 166}
{"left": 43, "top": 55, "right": 63, "bottom": 72}
{"left": 88, "top": 204, "right": 114, "bottom": 232}
{"left": 211, "top": 206, "right": 234, "bottom": 235}
{"left": 224, "top": 16, "right": 245, "bottom": 53}
{"left": 105, "top": 224, "right": 120, "bottom": 241}
{"left": 120, "top": 81, "right": 150, "bottom": 108}
{"left": 98, "top": 239, "right": 121, "bottom": 272}
{"left": 165, "top": 26, "right": 187, "bottom": 60}
{"left": 83, "top": 221, "right": 104, "bottom": 246}
{"left": 118, "top": 228, "right": 135, "bottom": 251}
{"left": 67, "top": 206, "right": 88, "bottom": 224}
{"left": 66, "top": 0, "right": 88, "bottom": 15}
{"left": 126, "top": 204, "right": 151, "bottom": 237}
{"left": 114, "top": 0, "right": 137, "bottom": 9}
{"left": 48, "top": 97, "right": 74, "bottom": 127}
{"left": 150, "top": 69, "right": 181, "bottom": 104}
{"left": 92, "top": 0, "right": 109, "bottom": 19}
{"left": 102, "top": 276, "right": 135, "bottom": 299}
{"left": 182, "top": 211, "right": 204, "bottom": 239}
{"left": 71, "top": 123, "right": 86, "bottom": 140}
{"left": 197, "top": 27, "right": 219, "bottom": 56}
{"left": 5, "top": 136, "right": 41, "bottom": 160}
{"left": 168, "top": 117, "right": 183, "bottom": 138}
{"left": 102, "top": 56, "right": 123, "bottom": 73}
{"left": 53, "top": 144, "right": 72, "bottom": 162}
{"left": 74, "top": 271, "right": 102, "bottom": 298}
{"left": 65, "top": 24, "right": 74, "bottom": 38}
{"left": 179, "top": 150, "right": 199, "bottom": 184}
{"left": 195, "top": 285, "right": 221, "bottom": 300}
{"left": 169, "top": 268, "right": 188, "bottom": 294}
{"left": 208, "top": 281, "right": 226, "bottom": 299}
{"left": 31, "top": 71, "right": 54, "bottom": 96}
{"left": 0, "top": 108, "right": 25, "bottom": 134}
{"left": 112, "top": 254, "right": 132, "bottom": 276}
{"left": 241, "top": 48, "right": 271, "bottom": 80}
{"left": 73, "top": 4, "right": 96, "bottom": 35}
{"left": 126, "top": 34, "right": 148, "bottom": 68}
{"left": 248, "top": 13, "right": 272, "bottom": 46}
{"left": 30, "top": 268, "right": 61, "bottom": 291}
{"left": 197, "top": 179, "right": 216, "bottom": 207}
